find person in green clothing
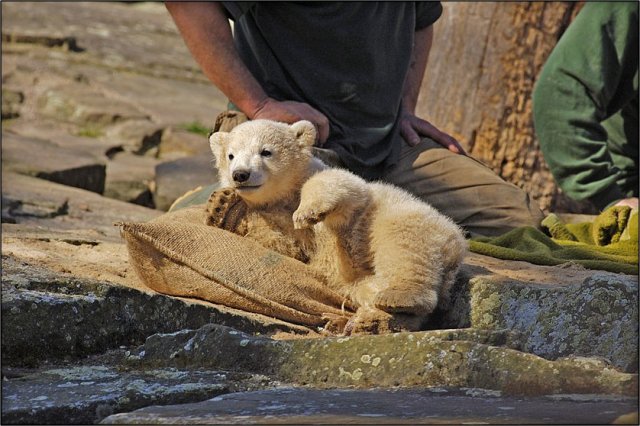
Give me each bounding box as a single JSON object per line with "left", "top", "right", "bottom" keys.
{"left": 533, "top": 2, "right": 638, "bottom": 211}
{"left": 166, "top": 1, "right": 545, "bottom": 237}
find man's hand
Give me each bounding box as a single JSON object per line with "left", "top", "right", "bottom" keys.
{"left": 252, "top": 97, "right": 330, "bottom": 144}
{"left": 399, "top": 109, "right": 466, "bottom": 154}
{"left": 614, "top": 197, "right": 639, "bottom": 209}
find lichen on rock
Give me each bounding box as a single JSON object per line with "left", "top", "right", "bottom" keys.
{"left": 469, "top": 273, "right": 638, "bottom": 372}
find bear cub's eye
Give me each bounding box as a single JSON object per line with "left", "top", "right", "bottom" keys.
{"left": 261, "top": 149, "right": 272, "bottom": 157}
{"left": 228, "top": 154, "right": 234, "bottom": 160}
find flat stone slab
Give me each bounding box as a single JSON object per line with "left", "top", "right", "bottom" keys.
{"left": 101, "top": 387, "right": 638, "bottom": 424}
{"left": 448, "top": 256, "right": 639, "bottom": 372}
{"left": 1, "top": 365, "right": 275, "bottom": 425}
{"left": 2, "top": 2, "right": 227, "bottom": 127}
{"left": 132, "top": 324, "right": 638, "bottom": 397}
{"left": 2, "top": 171, "right": 159, "bottom": 241}
{"left": 2, "top": 132, "right": 106, "bottom": 193}
{"left": 37, "top": 84, "right": 149, "bottom": 128}
{"left": 4, "top": 117, "right": 121, "bottom": 160}
{"left": 2, "top": 2, "right": 205, "bottom": 82}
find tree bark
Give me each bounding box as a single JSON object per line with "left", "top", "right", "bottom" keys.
{"left": 417, "top": 2, "right": 593, "bottom": 214}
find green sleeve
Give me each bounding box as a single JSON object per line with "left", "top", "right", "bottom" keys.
{"left": 532, "top": 2, "right": 638, "bottom": 210}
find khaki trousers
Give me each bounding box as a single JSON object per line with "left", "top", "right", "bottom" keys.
{"left": 175, "top": 111, "right": 544, "bottom": 237}
{"left": 382, "top": 138, "right": 544, "bottom": 237}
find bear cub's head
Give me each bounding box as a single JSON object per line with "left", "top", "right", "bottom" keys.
{"left": 209, "top": 119, "right": 319, "bottom": 207}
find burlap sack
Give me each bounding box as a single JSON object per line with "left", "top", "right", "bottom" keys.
{"left": 119, "top": 206, "right": 352, "bottom": 327}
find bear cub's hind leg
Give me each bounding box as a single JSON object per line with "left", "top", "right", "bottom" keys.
{"left": 344, "top": 306, "right": 423, "bottom": 335}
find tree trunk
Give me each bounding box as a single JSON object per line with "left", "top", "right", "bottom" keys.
{"left": 417, "top": 2, "right": 593, "bottom": 214}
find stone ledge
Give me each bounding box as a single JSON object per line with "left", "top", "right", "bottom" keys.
{"left": 2, "top": 132, "right": 106, "bottom": 194}
{"left": 131, "top": 324, "right": 638, "bottom": 397}
{"left": 1, "top": 365, "right": 274, "bottom": 425}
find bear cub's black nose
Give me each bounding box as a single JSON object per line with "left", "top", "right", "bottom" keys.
{"left": 232, "top": 170, "right": 251, "bottom": 183}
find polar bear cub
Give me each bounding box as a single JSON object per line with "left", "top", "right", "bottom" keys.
{"left": 293, "top": 168, "right": 467, "bottom": 333}
{"left": 208, "top": 119, "right": 467, "bottom": 334}
{"left": 207, "top": 119, "right": 324, "bottom": 263}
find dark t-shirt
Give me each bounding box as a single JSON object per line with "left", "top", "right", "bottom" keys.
{"left": 222, "top": 1, "right": 442, "bottom": 180}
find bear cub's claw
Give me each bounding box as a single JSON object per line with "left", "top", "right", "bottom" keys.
{"left": 293, "top": 199, "right": 337, "bottom": 229}
{"left": 292, "top": 208, "right": 327, "bottom": 229}
{"left": 343, "top": 307, "right": 423, "bottom": 335}
{"left": 205, "top": 188, "right": 246, "bottom": 231}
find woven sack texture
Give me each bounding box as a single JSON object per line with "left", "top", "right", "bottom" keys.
{"left": 119, "top": 206, "right": 351, "bottom": 327}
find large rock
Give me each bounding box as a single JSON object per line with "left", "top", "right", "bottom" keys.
{"left": 102, "top": 387, "right": 638, "bottom": 425}
{"left": 2, "top": 132, "right": 106, "bottom": 193}
{"left": 153, "top": 155, "right": 218, "bottom": 211}
{"left": 104, "top": 120, "right": 164, "bottom": 156}
{"left": 157, "top": 127, "right": 211, "bottom": 161}
{"left": 469, "top": 273, "right": 639, "bottom": 372}
{"left": 104, "top": 152, "right": 159, "bottom": 208}
{"left": 441, "top": 254, "right": 639, "bottom": 372}
{"left": 95, "top": 71, "right": 223, "bottom": 129}
{"left": 131, "top": 324, "right": 637, "bottom": 397}
{"left": 1, "top": 257, "right": 312, "bottom": 367}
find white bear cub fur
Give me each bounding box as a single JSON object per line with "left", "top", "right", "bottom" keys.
{"left": 209, "top": 119, "right": 467, "bottom": 334}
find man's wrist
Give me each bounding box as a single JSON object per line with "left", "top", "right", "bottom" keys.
{"left": 400, "top": 99, "right": 416, "bottom": 116}
{"left": 236, "top": 94, "right": 270, "bottom": 119}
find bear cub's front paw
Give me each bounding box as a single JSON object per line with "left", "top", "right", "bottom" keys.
{"left": 292, "top": 200, "right": 336, "bottom": 229}
{"left": 205, "top": 188, "right": 245, "bottom": 231}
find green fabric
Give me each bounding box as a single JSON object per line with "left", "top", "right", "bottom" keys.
{"left": 470, "top": 207, "right": 638, "bottom": 275}
{"left": 221, "top": 2, "right": 442, "bottom": 181}
{"left": 532, "top": 2, "right": 639, "bottom": 210}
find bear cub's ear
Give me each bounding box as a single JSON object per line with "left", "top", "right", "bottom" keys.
{"left": 291, "top": 121, "right": 317, "bottom": 148}
{"left": 209, "top": 131, "right": 228, "bottom": 163}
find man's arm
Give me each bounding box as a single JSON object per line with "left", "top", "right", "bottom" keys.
{"left": 399, "top": 25, "right": 465, "bottom": 154}
{"left": 165, "top": 2, "right": 329, "bottom": 143}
